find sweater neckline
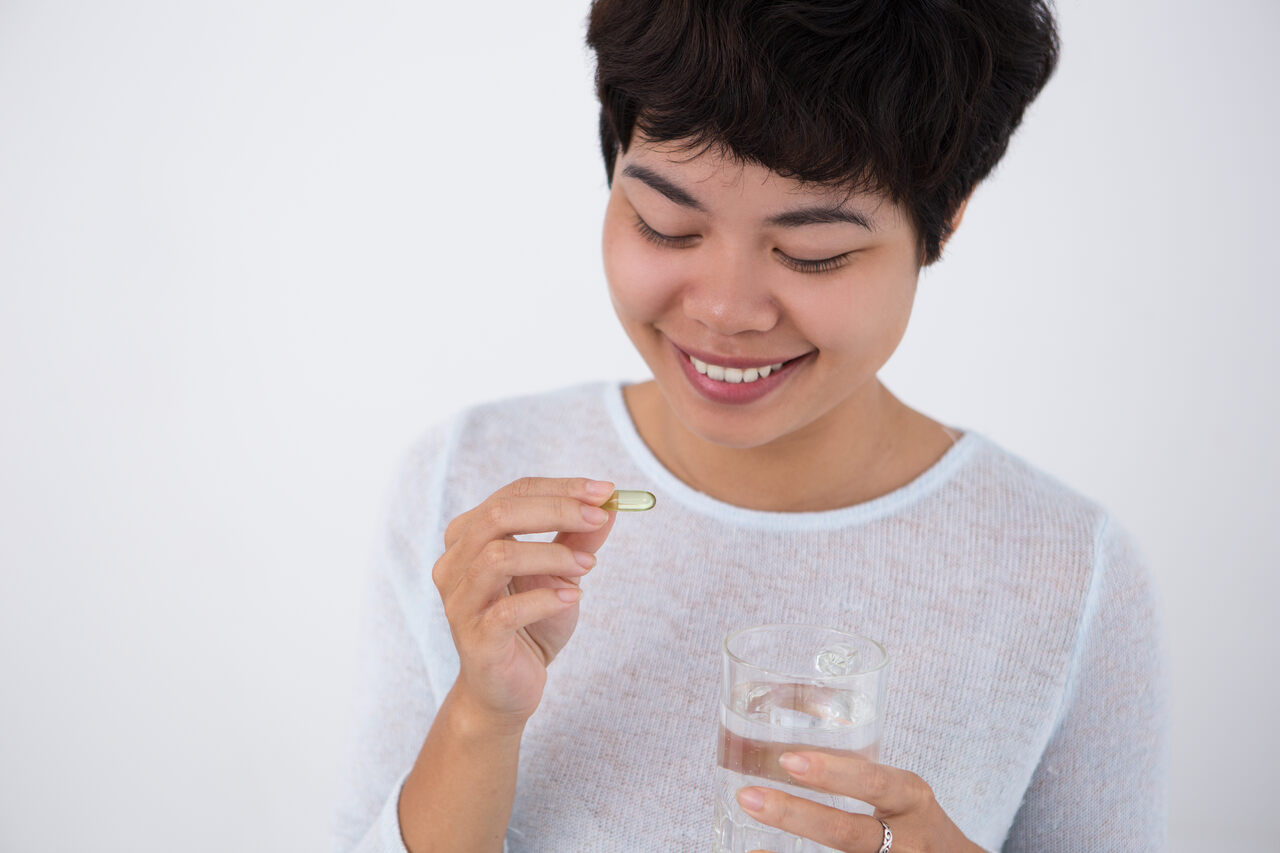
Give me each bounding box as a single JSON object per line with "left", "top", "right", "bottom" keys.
{"left": 601, "top": 380, "right": 983, "bottom": 531}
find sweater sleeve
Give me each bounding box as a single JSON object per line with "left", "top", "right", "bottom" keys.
{"left": 1001, "top": 516, "right": 1171, "bottom": 852}
{"left": 330, "top": 422, "right": 455, "bottom": 853}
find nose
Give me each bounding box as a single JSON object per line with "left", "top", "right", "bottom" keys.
{"left": 681, "top": 253, "right": 780, "bottom": 337}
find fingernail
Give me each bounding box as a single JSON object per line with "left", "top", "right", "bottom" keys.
{"left": 779, "top": 752, "right": 809, "bottom": 774}
{"left": 586, "top": 480, "right": 614, "bottom": 498}
{"left": 736, "top": 787, "right": 765, "bottom": 812}
{"left": 556, "top": 587, "right": 582, "bottom": 603}
{"left": 581, "top": 504, "right": 608, "bottom": 524}
{"left": 573, "top": 551, "right": 596, "bottom": 570}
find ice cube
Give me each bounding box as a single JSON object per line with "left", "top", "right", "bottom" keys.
{"left": 814, "top": 643, "right": 862, "bottom": 676}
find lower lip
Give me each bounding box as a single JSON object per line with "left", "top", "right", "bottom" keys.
{"left": 670, "top": 340, "right": 810, "bottom": 405}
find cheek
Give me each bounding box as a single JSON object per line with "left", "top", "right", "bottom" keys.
{"left": 788, "top": 255, "right": 918, "bottom": 361}
{"left": 603, "top": 207, "right": 680, "bottom": 322}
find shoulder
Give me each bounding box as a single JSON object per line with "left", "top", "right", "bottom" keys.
{"left": 392, "top": 381, "right": 614, "bottom": 485}
{"left": 457, "top": 380, "right": 614, "bottom": 446}
{"left": 945, "top": 435, "right": 1165, "bottom": 703}
{"left": 952, "top": 433, "right": 1117, "bottom": 559}
{"left": 958, "top": 433, "right": 1107, "bottom": 524}
{"left": 948, "top": 433, "right": 1158, "bottom": 615}
{"left": 392, "top": 381, "right": 619, "bottom": 524}
{"left": 451, "top": 381, "right": 617, "bottom": 473}
{"left": 963, "top": 436, "right": 1154, "bottom": 574}
{"left": 961, "top": 433, "right": 1161, "bottom": 623}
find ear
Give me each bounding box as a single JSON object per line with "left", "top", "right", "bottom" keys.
{"left": 939, "top": 193, "right": 973, "bottom": 253}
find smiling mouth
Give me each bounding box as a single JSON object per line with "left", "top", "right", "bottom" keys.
{"left": 686, "top": 354, "right": 786, "bottom": 384}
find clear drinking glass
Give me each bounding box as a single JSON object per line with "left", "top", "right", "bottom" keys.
{"left": 713, "top": 624, "right": 890, "bottom": 853}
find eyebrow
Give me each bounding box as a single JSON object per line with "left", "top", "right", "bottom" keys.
{"left": 620, "top": 162, "right": 877, "bottom": 232}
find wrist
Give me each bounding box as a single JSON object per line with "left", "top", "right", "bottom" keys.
{"left": 445, "top": 681, "right": 530, "bottom": 741}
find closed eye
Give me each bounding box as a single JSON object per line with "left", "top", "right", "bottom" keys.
{"left": 633, "top": 213, "right": 697, "bottom": 249}
{"left": 632, "top": 214, "right": 853, "bottom": 274}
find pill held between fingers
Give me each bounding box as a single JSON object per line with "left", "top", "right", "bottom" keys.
{"left": 600, "top": 489, "right": 657, "bottom": 512}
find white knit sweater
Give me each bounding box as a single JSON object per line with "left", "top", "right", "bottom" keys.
{"left": 332, "top": 381, "right": 1170, "bottom": 852}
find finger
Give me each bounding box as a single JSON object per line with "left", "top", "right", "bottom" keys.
{"left": 457, "top": 493, "right": 613, "bottom": 556}
{"left": 736, "top": 786, "right": 883, "bottom": 853}
{"left": 444, "top": 477, "right": 614, "bottom": 549}
{"left": 446, "top": 540, "right": 595, "bottom": 614}
{"left": 437, "top": 497, "right": 610, "bottom": 599}
{"left": 553, "top": 505, "right": 618, "bottom": 555}
{"left": 776, "top": 752, "right": 927, "bottom": 816}
{"left": 473, "top": 586, "right": 583, "bottom": 648}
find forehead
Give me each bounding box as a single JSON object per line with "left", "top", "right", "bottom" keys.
{"left": 623, "top": 135, "right": 825, "bottom": 195}
{"left": 621, "top": 134, "right": 899, "bottom": 224}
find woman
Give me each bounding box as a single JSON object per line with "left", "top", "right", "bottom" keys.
{"left": 334, "top": 1, "right": 1169, "bottom": 850}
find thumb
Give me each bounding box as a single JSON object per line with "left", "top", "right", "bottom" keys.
{"left": 554, "top": 509, "right": 617, "bottom": 555}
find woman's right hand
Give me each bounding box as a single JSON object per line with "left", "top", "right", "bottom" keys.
{"left": 431, "top": 476, "right": 618, "bottom": 728}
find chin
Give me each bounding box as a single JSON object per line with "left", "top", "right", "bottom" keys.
{"left": 667, "top": 393, "right": 794, "bottom": 451}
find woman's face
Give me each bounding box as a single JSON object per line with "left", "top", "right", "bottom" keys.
{"left": 602, "top": 135, "right": 925, "bottom": 450}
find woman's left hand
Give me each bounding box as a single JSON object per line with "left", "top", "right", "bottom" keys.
{"left": 735, "top": 751, "right": 984, "bottom": 853}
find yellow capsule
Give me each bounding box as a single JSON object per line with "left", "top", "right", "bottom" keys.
{"left": 600, "top": 489, "right": 656, "bottom": 512}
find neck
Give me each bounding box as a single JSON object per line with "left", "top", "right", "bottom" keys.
{"left": 624, "top": 379, "right": 950, "bottom": 513}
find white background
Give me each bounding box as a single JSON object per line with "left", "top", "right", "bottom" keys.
{"left": 1, "top": 0, "right": 1275, "bottom": 850}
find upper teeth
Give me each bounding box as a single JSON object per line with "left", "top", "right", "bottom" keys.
{"left": 689, "top": 356, "right": 785, "bottom": 383}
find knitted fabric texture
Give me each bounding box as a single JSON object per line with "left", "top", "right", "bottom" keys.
{"left": 332, "top": 381, "right": 1170, "bottom": 852}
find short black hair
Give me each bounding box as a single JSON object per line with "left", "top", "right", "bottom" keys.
{"left": 585, "top": 0, "right": 1060, "bottom": 265}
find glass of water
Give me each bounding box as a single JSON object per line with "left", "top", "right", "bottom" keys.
{"left": 713, "top": 624, "right": 890, "bottom": 853}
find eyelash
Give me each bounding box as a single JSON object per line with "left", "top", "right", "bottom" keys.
{"left": 632, "top": 214, "right": 852, "bottom": 274}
